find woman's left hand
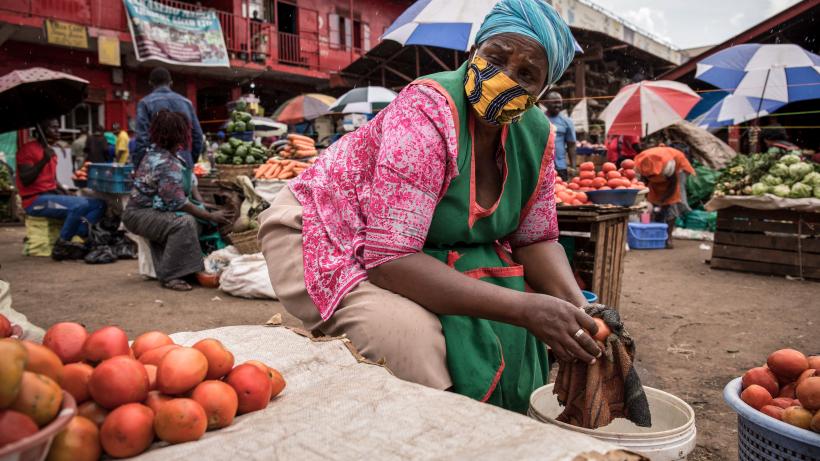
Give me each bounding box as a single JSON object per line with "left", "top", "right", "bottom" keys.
{"left": 522, "top": 293, "right": 602, "bottom": 364}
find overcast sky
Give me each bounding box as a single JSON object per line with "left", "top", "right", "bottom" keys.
{"left": 587, "top": 0, "right": 802, "bottom": 49}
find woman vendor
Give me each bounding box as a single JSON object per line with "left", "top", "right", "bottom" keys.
{"left": 634, "top": 146, "right": 695, "bottom": 249}
{"left": 123, "top": 111, "right": 231, "bottom": 291}
{"left": 259, "top": 0, "right": 602, "bottom": 413}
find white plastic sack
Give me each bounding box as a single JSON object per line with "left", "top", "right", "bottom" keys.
{"left": 131, "top": 326, "right": 619, "bottom": 460}
{"left": 254, "top": 179, "right": 287, "bottom": 204}
{"left": 219, "top": 253, "right": 277, "bottom": 299}
{"left": 0, "top": 280, "right": 45, "bottom": 342}
{"left": 204, "top": 245, "right": 242, "bottom": 274}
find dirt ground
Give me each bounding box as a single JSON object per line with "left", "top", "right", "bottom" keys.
{"left": 1, "top": 225, "right": 817, "bottom": 459}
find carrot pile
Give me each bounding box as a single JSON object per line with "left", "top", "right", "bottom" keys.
{"left": 253, "top": 158, "right": 315, "bottom": 180}
{"left": 276, "top": 134, "right": 317, "bottom": 159}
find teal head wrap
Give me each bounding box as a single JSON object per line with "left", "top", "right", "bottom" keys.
{"left": 474, "top": 0, "right": 576, "bottom": 89}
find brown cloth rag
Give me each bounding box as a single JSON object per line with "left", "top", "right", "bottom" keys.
{"left": 553, "top": 304, "right": 651, "bottom": 429}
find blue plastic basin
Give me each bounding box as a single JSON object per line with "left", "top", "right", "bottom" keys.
{"left": 585, "top": 189, "right": 639, "bottom": 207}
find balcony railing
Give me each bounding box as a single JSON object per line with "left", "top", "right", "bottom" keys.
{"left": 1, "top": 0, "right": 332, "bottom": 74}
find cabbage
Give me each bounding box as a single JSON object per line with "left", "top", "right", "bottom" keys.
{"left": 802, "top": 171, "right": 820, "bottom": 186}
{"left": 788, "top": 162, "right": 813, "bottom": 179}
{"left": 789, "top": 182, "right": 812, "bottom": 199}
{"left": 815, "top": 185, "right": 820, "bottom": 199}
{"left": 751, "top": 183, "right": 769, "bottom": 196}
{"left": 769, "top": 163, "right": 790, "bottom": 178}
{"left": 779, "top": 154, "right": 801, "bottom": 165}
{"left": 772, "top": 184, "right": 791, "bottom": 197}
{"left": 761, "top": 175, "right": 782, "bottom": 187}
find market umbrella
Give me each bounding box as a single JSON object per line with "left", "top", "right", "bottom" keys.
{"left": 696, "top": 44, "right": 820, "bottom": 106}
{"left": 692, "top": 94, "right": 786, "bottom": 129}
{"left": 327, "top": 86, "right": 398, "bottom": 114}
{"left": 599, "top": 80, "right": 701, "bottom": 138}
{"left": 382, "top": 0, "right": 583, "bottom": 53}
{"left": 272, "top": 93, "right": 336, "bottom": 124}
{"left": 0, "top": 67, "right": 88, "bottom": 132}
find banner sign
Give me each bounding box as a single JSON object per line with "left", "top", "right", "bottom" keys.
{"left": 123, "top": 0, "right": 230, "bottom": 67}
{"left": 45, "top": 20, "right": 88, "bottom": 49}
{"left": 98, "top": 35, "right": 122, "bottom": 67}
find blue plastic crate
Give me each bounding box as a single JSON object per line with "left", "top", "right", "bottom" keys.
{"left": 87, "top": 163, "right": 133, "bottom": 194}
{"left": 627, "top": 222, "right": 668, "bottom": 249}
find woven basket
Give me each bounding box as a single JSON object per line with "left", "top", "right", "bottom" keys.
{"left": 217, "top": 164, "right": 256, "bottom": 183}
{"left": 228, "top": 228, "right": 261, "bottom": 254}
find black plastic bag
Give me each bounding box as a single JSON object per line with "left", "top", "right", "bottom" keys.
{"left": 51, "top": 239, "right": 88, "bottom": 261}
{"left": 84, "top": 245, "right": 117, "bottom": 264}
{"left": 111, "top": 234, "right": 138, "bottom": 260}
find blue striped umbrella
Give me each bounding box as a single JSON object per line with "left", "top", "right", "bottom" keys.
{"left": 382, "top": 0, "right": 582, "bottom": 53}
{"left": 696, "top": 44, "right": 820, "bottom": 105}
{"left": 692, "top": 94, "right": 785, "bottom": 129}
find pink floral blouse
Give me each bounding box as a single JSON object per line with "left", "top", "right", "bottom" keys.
{"left": 288, "top": 84, "right": 559, "bottom": 320}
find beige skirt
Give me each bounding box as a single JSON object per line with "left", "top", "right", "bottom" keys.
{"left": 258, "top": 187, "right": 452, "bottom": 390}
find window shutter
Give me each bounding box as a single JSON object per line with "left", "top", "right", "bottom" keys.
{"left": 329, "top": 14, "right": 340, "bottom": 49}
{"left": 344, "top": 17, "right": 353, "bottom": 51}
{"left": 363, "top": 23, "right": 370, "bottom": 51}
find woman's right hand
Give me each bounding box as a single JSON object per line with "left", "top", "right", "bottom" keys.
{"left": 521, "top": 293, "right": 602, "bottom": 364}
{"left": 208, "top": 209, "right": 233, "bottom": 225}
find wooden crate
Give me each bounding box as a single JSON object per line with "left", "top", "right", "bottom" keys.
{"left": 711, "top": 206, "right": 820, "bottom": 279}
{"left": 558, "top": 207, "right": 635, "bottom": 308}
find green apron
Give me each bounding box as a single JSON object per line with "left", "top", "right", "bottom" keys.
{"left": 416, "top": 63, "right": 554, "bottom": 413}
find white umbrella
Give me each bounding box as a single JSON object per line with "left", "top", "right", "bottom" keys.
{"left": 328, "top": 86, "right": 398, "bottom": 114}
{"left": 692, "top": 94, "right": 786, "bottom": 129}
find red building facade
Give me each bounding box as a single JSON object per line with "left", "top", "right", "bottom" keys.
{"left": 0, "top": 0, "right": 410, "bottom": 134}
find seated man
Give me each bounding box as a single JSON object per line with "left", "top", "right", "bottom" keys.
{"left": 16, "top": 118, "right": 105, "bottom": 256}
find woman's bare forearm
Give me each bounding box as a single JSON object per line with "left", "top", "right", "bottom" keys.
{"left": 367, "top": 252, "right": 529, "bottom": 326}
{"left": 513, "top": 240, "right": 586, "bottom": 307}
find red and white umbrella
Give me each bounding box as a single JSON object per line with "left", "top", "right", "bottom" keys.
{"left": 599, "top": 80, "right": 701, "bottom": 138}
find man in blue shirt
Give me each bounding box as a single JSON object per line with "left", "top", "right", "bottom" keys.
{"left": 133, "top": 67, "right": 203, "bottom": 168}
{"left": 544, "top": 92, "right": 576, "bottom": 181}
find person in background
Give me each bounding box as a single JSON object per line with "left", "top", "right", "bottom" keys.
{"left": 114, "top": 122, "right": 130, "bottom": 164}
{"left": 123, "top": 111, "right": 231, "bottom": 291}
{"left": 127, "top": 129, "right": 137, "bottom": 157}
{"left": 16, "top": 119, "right": 105, "bottom": 253}
{"left": 134, "top": 67, "right": 203, "bottom": 168}
{"left": 543, "top": 91, "right": 576, "bottom": 181}
{"left": 606, "top": 134, "right": 641, "bottom": 167}
{"left": 84, "top": 127, "right": 109, "bottom": 164}
{"left": 761, "top": 125, "right": 800, "bottom": 155}
{"left": 634, "top": 146, "right": 695, "bottom": 249}
{"left": 71, "top": 127, "right": 88, "bottom": 168}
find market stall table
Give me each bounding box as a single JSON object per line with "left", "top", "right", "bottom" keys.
{"left": 705, "top": 196, "right": 820, "bottom": 279}
{"left": 557, "top": 205, "right": 642, "bottom": 308}
{"left": 127, "top": 325, "right": 625, "bottom": 460}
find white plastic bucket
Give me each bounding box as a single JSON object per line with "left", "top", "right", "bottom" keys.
{"left": 529, "top": 384, "right": 696, "bottom": 460}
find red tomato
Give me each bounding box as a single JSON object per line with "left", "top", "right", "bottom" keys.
{"left": 598, "top": 186, "right": 612, "bottom": 190}
{"left": 567, "top": 182, "right": 580, "bottom": 190}
{"left": 606, "top": 170, "right": 622, "bottom": 179}
{"left": 621, "top": 159, "right": 635, "bottom": 169}
{"left": 622, "top": 169, "right": 636, "bottom": 179}
{"left": 571, "top": 177, "right": 581, "bottom": 185}
{"left": 579, "top": 170, "right": 595, "bottom": 180}
{"left": 576, "top": 192, "right": 588, "bottom": 203}
{"left": 615, "top": 185, "right": 627, "bottom": 189}
{"left": 579, "top": 187, "right": 593, "bottom": 192}
{"left": 602, "top": 162, "right": 617, "bottom": 172}
{"left": 607, "top": 179, "right": 622, "bottom": 188}
{"left": 592, "top": 177, "right": 607, "bottom": 188}
{"left": 597, "top": 171, "right": 606, "bottom": 178}
{"left": 579, "top": 162, "right": 595, "bottom": 171}
{"left": 579, "top": 179, "right": 593, "bottom": 187}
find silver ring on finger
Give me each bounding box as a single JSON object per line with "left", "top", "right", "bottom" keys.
{"left": 574, "top": 328, "right": 585, "bottom": 339}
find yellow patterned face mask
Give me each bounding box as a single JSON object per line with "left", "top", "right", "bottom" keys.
{"left": 464, "top": 55, "right": 537, "bottom": 125}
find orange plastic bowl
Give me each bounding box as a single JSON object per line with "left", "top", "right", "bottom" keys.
{"left": 196, "top": 272, "right": 221, "bottom": 288}
{"left": 0, "top": 391, "right": 77, "bottom": 461}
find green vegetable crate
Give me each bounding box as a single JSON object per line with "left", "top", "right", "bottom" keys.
{"left": 711, "top": 206, "right": 820, "bottom": 280}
